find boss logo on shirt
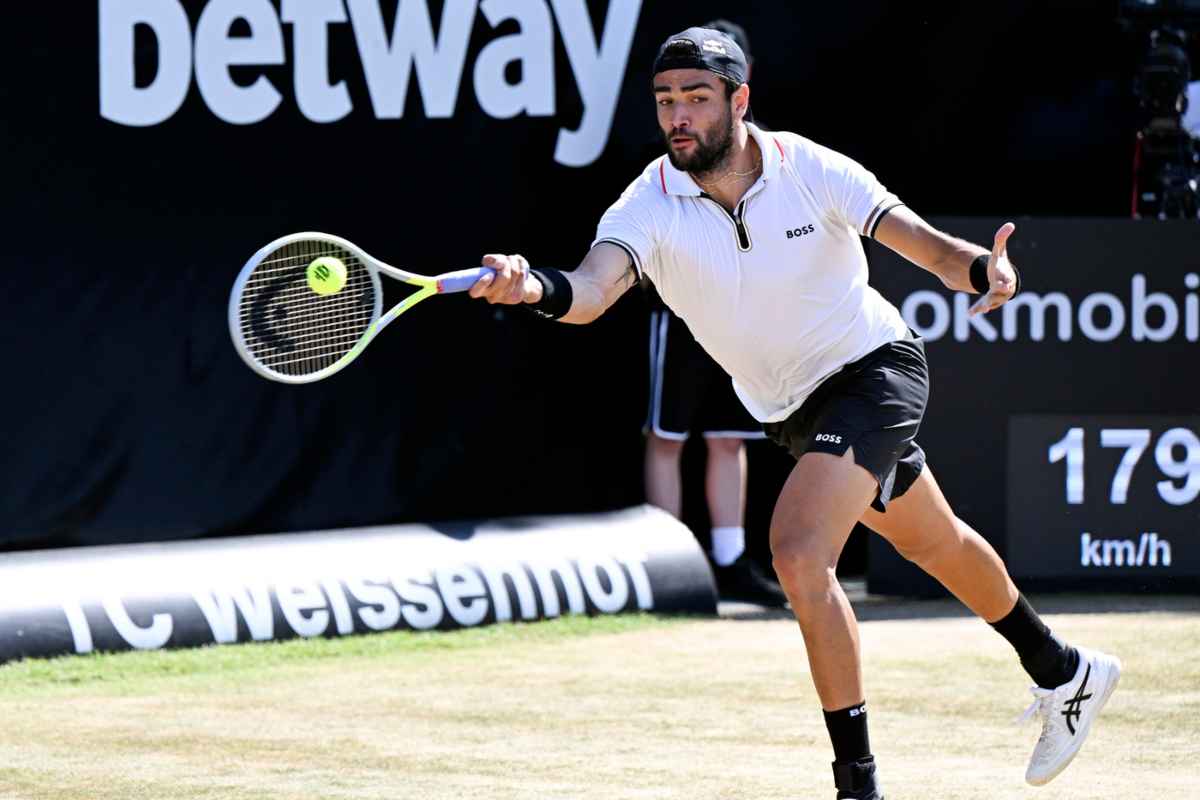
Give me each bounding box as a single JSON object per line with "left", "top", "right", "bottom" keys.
{"left": 785, "top": 225, "right": 816, "bottom": 239}
{"left": 814, "top": 433, "right": 843, "bottom": 444}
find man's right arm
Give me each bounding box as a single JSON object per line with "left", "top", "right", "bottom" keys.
{"left": 467, "top": 242, "right": 638, "bottom": 325}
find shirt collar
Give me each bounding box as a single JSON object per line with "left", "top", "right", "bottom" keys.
{"left": 658, "top": 122, "right": 783, "bottom": 196}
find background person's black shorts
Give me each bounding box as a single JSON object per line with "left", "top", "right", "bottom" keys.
{"left": 762, "top": 335, "right": 929, "bottom": 512}
{"left": 645, "top": 309, "right": 765, "bottom": 441}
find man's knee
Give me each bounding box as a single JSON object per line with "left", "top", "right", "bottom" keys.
{"left": 646, "top": 434, "right": 685, "bottom": 458}
{"left": 770, "top": 532, "right": 838, "bottom": 592}
{"left": 704, "top": 436, "right": 745, "bottom": 458}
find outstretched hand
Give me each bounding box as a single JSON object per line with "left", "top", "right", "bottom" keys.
{"left": 969, "top": 222, "right": 1019, "bottom": 316}
{"left": 468, "top": 253, "right": 539, "bottom": 305}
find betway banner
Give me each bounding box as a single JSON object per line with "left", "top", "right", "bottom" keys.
{"left": 0, "top": 506, "right": 715, "bottom": 663}
{"left": 98, "top": 0, "right": 641, "bottom": 167}
{"left": 865, "top": 218, "right": 1199, "bottom": 595}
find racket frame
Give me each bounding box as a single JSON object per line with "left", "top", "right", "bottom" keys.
{"left": 229, "top": 232, "right": 452, "bottom": 384}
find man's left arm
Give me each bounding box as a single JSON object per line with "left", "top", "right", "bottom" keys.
{"left": 873, "top": 205, "right": 1020, "bottom": 316}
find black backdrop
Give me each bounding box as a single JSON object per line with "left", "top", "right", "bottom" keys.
{"left": 0, "top": 2, "right": 1186, "bottom": 555}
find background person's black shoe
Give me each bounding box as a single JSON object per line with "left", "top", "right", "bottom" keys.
{"left": 713, "top": 553, "right": 789, "bottom": 607}
{"left": 833, "top": 756, "right": 884, "bottom": 800}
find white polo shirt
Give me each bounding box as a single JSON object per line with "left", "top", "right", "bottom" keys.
{"left": 593, "top": 123, "right": 909, "bottom": 423}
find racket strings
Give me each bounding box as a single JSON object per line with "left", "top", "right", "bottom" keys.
{"left": 236, "top": 288, "right": 370, "bottom": 321}
{"left": 236, "top": 239, "right": 378, "bottom": 378}
{"left": 249, "top": 334, "right": 375, "bottom": 368}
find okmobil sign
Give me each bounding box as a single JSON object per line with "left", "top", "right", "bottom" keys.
{"left": 98, "top": 0, "right": 642, "bottom": 166}
{"left": 0, "top": 507, "right": 715, "bottom": 663}
{"left": 900, "top": 273, "right": 1200, "bottom": 343}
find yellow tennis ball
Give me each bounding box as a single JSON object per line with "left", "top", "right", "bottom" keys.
{"left": 307, "top": 256, "right": 347, "bottom": 296}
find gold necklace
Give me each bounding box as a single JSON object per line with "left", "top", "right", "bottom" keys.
{"left": 694, "top": 156, "right": 762, "bottom": 189}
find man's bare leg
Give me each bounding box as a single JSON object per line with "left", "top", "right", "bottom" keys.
{"left": 861, "top": 464, "right": 1121, "bottom": 787}
{"left": 644, "top": 433, "right": 685, "bottom": 518}
{"left": 704, "top": 436, "right": 747, "bottom": 565}
{"left": 859, "top": 466, "right": 1017, "bottom": 622}
{"left": 769, "top": 448, "right": 877, "bottom": 710}
{"left": 703, "top": 436, "right": 747, "bottom": 528}
{"left": 770, "top": 447, "right": 883, "bottom": 797}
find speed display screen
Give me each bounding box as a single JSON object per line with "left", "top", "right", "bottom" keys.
{"left": 1006, "top": 415, "right": 1200, "bottom": 579}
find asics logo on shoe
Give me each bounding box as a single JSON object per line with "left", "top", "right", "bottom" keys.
{"left": 1061, "top": 664, "right": 1093, "bottom": 735}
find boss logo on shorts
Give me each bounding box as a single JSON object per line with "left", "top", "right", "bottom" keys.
{"left": 785, "top": 225, "right": 816, "bottom": 239}
{"left": 814, "top": 433, "right": 843, "bottom": 444}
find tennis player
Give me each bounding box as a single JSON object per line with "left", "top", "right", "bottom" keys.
{"left": 468, "top": 27, "right": 1121, "bottom": 800}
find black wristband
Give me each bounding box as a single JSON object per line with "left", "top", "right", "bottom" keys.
{"left": 528, "top": 269, "right": 573, "bottom": 319}
{"left": 969, "top": 253, "right": 1021, "bottom": 297}
{"left": 969, "top": 254, "right": 990, "bottom": 294}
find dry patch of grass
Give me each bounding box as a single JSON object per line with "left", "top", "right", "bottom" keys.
{"left": 0, "top": 598, "right": 1195, "bottom": 799}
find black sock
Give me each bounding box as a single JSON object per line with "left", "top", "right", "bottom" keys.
{"left": 989, "top": 594, "right": 1080, "bottom": 689}
{"left": 824, "top": 702, "right": 871, "bottom": 765}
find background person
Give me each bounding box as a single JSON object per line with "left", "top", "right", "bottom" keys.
{"left": 641, "top": 18, "right": 786, "bottom": 608}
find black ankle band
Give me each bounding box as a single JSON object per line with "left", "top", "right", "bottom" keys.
{"left": 832, "top": 755, "right": 879, "bottom": 797}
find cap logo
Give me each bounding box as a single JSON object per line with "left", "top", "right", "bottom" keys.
{"left": 702, "top": 39, "right": 728, "bottom": 55}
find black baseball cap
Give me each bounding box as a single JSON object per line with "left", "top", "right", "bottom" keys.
{"left": 651, "top": 26, "right": 748, "bottom": 86}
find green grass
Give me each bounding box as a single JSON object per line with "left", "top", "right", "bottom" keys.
{"left": 0, "top": 601, "right": 1195, "bottom": 799}
{"left": 0, "top": 612, "right": 688, "bottom": 697}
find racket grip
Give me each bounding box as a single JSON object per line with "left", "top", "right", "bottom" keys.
{"left": 436, "top": 267, "right": 495, "bottom": 294}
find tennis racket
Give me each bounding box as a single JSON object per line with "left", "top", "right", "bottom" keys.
{"left": 228, "top": 232, "right": 492, "bottom": 384}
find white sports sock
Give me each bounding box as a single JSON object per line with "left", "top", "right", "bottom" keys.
{"left": 710, "top": 526, "right": 745, "bottom": 566}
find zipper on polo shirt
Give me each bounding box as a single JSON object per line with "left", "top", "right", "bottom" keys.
{"left": 701, "top": 187, "right": 761, "bottom": 252}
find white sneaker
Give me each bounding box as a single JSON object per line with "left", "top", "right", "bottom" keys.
{"left": 1020, "top": 645, "right": 1122, "bottom": 786}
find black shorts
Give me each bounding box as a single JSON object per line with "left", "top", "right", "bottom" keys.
{"left": 762, "top": 335, "right": 928, "bottom": 512}
{"left": 645, "top": 309, "right": 764, "bottom": 440}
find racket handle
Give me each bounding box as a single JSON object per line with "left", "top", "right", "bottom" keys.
{"left": 436, "top": 267, "right": 495, "bottom": 294}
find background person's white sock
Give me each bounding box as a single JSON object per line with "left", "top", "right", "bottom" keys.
{"left": 710, "top": 526, "right": 745, "bottom": 566}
